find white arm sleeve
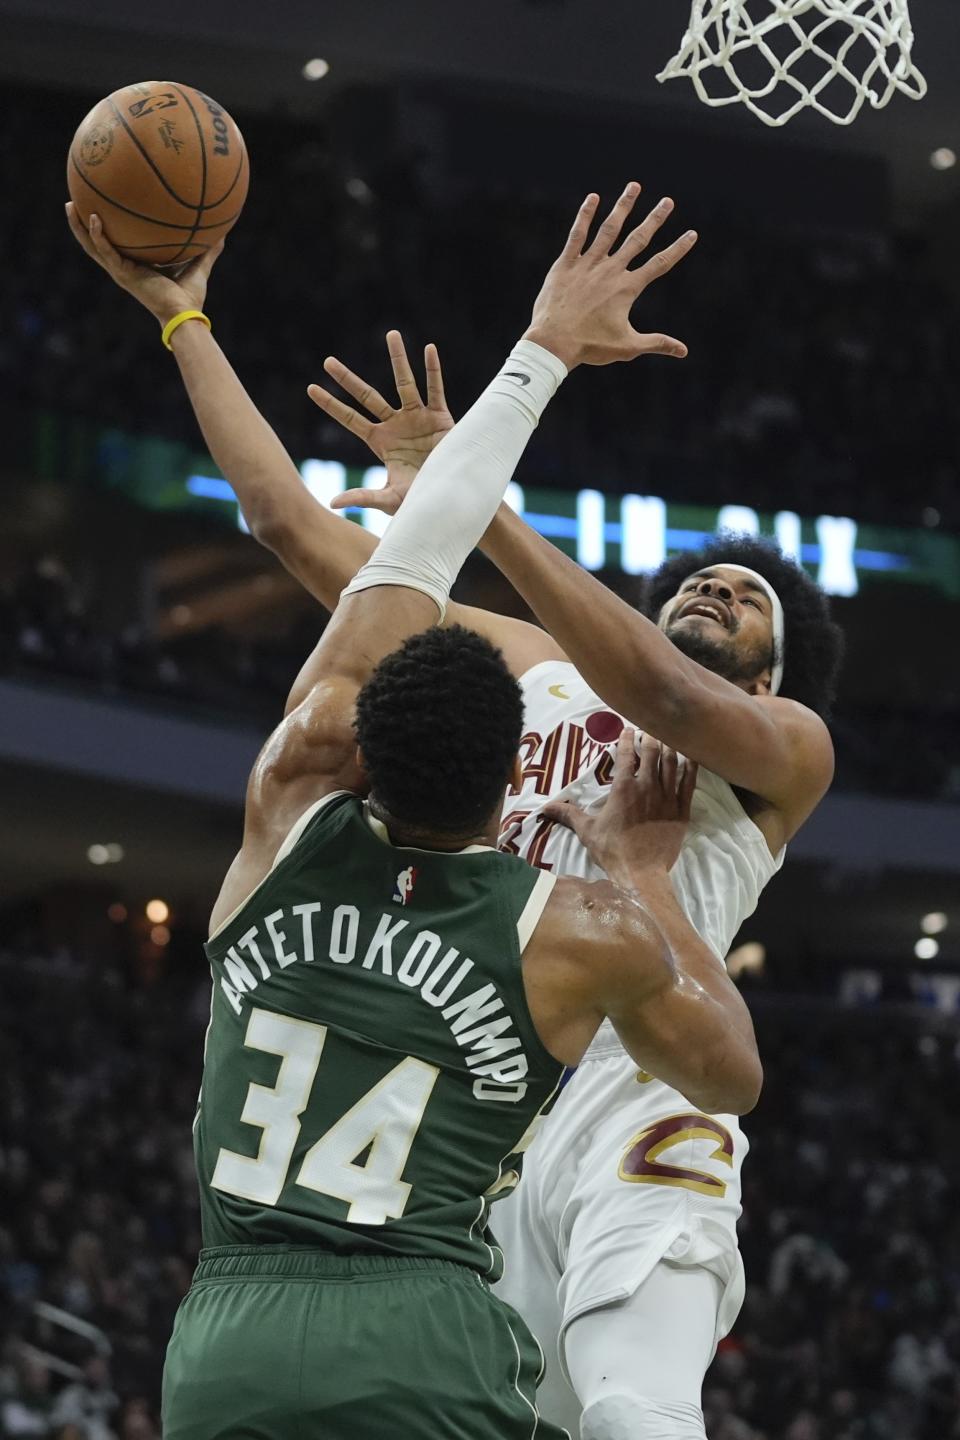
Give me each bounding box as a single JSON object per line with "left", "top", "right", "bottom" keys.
{"left": 342, "top": 338, "right": 567, "bottom": 620}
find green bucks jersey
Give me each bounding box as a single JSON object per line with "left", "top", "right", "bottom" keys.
{"left": 195, "top": 792, "right": 564, "bottom": 1278}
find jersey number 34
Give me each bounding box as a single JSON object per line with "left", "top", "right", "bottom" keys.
{"left": 210, "top": 1007, "right": 439, "bottom": 1225}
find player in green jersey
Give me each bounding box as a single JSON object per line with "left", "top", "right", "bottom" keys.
{"left": 70, "top": 185, "right": 761, "bottom": 1440}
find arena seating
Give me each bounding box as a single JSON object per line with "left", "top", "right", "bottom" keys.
{"left": 2, "top": 88, "right": 958, "bottom": 532}
{"left": 2, "top": 948, "right": 957, "bottom": 1439}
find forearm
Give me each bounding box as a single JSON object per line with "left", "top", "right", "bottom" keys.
{"left": 310, "top": 340, "right": 566, "bottom": 686}
{"left": 621, "top": 972, "right": 761, "bottom": 1116}
{"left": 169, "top": 321, "right": 375, "bottom": 606}
{"left": 343, "top": 340, "right": 566, "bottom": 618}
{"left": 612, "top": 869, "right": 761, "bottom": 1113}
{"left": 638, "top": 870, "right": 756, "bottom": 1048}
{"left": 480, "top": 504, "right": 692, "bottom": 731}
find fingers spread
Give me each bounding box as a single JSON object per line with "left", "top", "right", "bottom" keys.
{"left": 307, "top": 383, "right": 375, "bottom": 441}
{"left": 561, "top": 193, "right": 600, "bottom": 259}
{"left": 616, "top": 196, "right": 674, "bottom": 267}
{"left": 423, "top": 343, "right": 447, "bottom": 412}
{"left": 632, "top": 230, "right": 698, "bottom": 293}
{"left": 386, "top": 330, "right": 424, "bottom": 410}
{"left": 587, "top": 181, "right": 642, "bottom": 259}
{"left": 322, "top": 356, "right": 394, "bottom": 420}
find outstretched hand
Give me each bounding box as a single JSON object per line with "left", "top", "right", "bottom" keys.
{"left": 524, "top": 183, "right": 697, "bottom": 368}
{"left": 65, "top": 201, "right": 223, "bottom": 327}
{"left": 308, "top": 331, "right": 455, "bottom": 516}
{"left": 544, "top": 728, "right": 698, "bottom": 881}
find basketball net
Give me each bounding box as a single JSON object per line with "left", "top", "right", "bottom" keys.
{"left": 657, "top": 0, "right": 926, "bottom": 126}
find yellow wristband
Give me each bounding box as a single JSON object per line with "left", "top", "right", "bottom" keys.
{"left": 161, "top": 309, "right": 212, "bottom": 351}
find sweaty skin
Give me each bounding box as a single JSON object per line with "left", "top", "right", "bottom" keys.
{"left": 65, "top": 187, "right": 760, "bottom": 1117}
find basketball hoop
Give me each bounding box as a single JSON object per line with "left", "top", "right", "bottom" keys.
{"left": 657, "top": 0, "right": 926, "bottom": 127}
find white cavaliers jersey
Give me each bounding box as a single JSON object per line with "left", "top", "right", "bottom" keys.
{"left": 493, "top": 659, "right": 786, "bottom": 1418}
{"left": 500, "top": 660, "right": 785, "bottom": 1055}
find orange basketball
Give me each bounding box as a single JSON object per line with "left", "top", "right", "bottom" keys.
{"left": 67, "top": 81, "right": 249, "bottom": 269}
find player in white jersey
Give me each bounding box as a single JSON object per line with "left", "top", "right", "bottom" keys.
{"left": 320, "top": 473, "right": 842, "bottom": 1440}
{"left": 75, "top": 178, "right": 842, "bottom": 1436}
{"left": 493, "top": 661, "right": 781, "bottom": 1434}
{"left": 300, "top": 354, "right": 843, "bottom": 1439}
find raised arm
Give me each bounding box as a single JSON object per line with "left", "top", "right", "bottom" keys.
{"left": 205, "top": 331, "right": 569, "bottom": 934}
{"left": 479, "top": 503, "right": 832, "bottom": 836}
{"left": 66, "top": 205, "right": 378, "bottom": 609}
{"left": 68, "top": 188, "right": 691, "bottom": 915}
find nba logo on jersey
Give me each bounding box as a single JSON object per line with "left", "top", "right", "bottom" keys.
{"left": 393, "top": 865, "right": 418, "bottom": 906}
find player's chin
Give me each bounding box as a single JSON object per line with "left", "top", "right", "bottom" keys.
{"left": 667, "top": 614, "right": 729, "bottom": 643}
{"left": 665, "top": 620, "right": 734, "bottom": 665}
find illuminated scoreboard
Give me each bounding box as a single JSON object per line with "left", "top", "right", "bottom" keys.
{"left": 33, "top": 405, "right": 953, "bottom": 601}
{"left": 184, "top": 459, "right": 959, "bottom": 601}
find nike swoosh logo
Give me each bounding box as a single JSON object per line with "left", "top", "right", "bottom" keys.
{"left": 548, "top": 684, "right": 570, "bottom": 699}
{"left": 503, "top": 371, "right": 531, "bottom": 386}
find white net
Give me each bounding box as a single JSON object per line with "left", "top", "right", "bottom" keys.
{"left": 657, "top": 0, "right": 926, "bottom": 126}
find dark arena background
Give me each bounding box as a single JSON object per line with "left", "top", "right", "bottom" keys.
{"left": 2, "top": 2, "right": 960, "bottom": 1437}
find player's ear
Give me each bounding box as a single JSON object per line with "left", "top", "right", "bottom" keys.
{"left": 748, "top": 666, "right": 772, "bottom": 697}
{"left": 356, "top": 745, "right": 369, "bottom": 777}
{"left": 510, "top": 753, "right": 523, "bottom": 789}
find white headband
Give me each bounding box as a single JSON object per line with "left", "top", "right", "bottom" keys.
{"left": 716, "top": 564, "right": 785, "bottom": 695}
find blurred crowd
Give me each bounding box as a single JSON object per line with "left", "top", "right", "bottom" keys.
{"left": 2, "top": 86, "right": 960, "bottom": 805}
{"left": 709, "top": 1016, "right": 960, "bottom": 1439}
{"left": 0, "top": 950, "right": 203, "bottom": 1440}
{"left": 2, "top": 947, "right": 959, "bottom": 1439}
{"left": 2, "top": 553, "right": 958, "bottom": 801}
{"left": 2, "top": 87, "right": 959, "bottom": 531}
{"left": 0, "top": 555, "right": 299, "bottom": 725}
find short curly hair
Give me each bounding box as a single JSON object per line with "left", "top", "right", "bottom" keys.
{"left": 354, "top": 625, "right": 524, "bottom": 835}
{"left": 643, "top": 535, "right": 845, "bottom": 718}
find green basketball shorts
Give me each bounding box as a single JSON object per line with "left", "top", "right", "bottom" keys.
{"left": 161, "top": 1245, "right": 567, "bottom": 1440}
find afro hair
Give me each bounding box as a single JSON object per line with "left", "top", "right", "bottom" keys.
{"left": 354, "top": 625, "right": 524, "bottom": 836}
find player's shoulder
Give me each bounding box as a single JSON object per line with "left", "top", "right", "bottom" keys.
{"left": 757, "top": 692, "right": 835, "bottom": 785}
{"left": 540, "top": 873, "right": 666, "bottom": 962}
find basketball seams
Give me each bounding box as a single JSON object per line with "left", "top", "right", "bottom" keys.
{"left": 105, "top": 96, "right": 201, "bottom": 212}
{"left": 68, "top": 83, "right": 247, "bottom": 267}
{"left": 165, "top": 84, "right": 208, "bottom": 268}
{"left": 200, "top": 148, "right": 248, "bottom": 213}
{"left": 69, "top": 152, "right": 243, "bottom": 233}
{"left": 110, "top": 242, "right": 209, "bottom": 255}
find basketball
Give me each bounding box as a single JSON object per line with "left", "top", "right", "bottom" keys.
{"left": 67, "top": 81, "right": 249, "bottom": 269}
